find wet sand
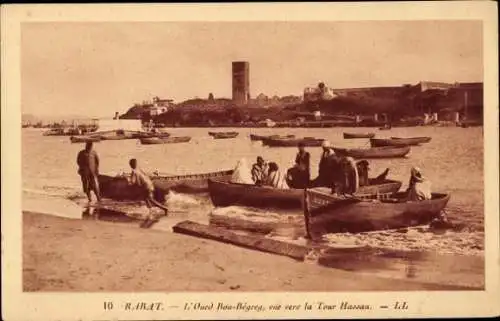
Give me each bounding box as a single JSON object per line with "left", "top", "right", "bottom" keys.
{"left": 23, "top": 212, "right": 479, "bottom": 292}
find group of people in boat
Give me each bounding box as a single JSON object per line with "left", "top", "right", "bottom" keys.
{"left": 76, "top": 141, "right": 168, "bottom": 222}
{"left": 230, "top": 139, "right": 432, "bottom": 201}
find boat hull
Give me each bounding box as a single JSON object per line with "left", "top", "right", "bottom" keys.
{"left": 390, "top": 137, "right": 432, "bottom": 144}
{"left": 139, "top": 136, "right": 191, "bottom": 145}
{"left": 250, "top": 134, "right": 295, "bottom": 141}
{"left": 208, "top": 178, "right": 402, "bottom": 209}
{"left": 370, "top": 137, "right": 430, "bottom": 147}
{"left": 209, "top": 132, "right": 239, "bottom": 139}
{"left": 343, "top": 132, "right": 375, "bottom": 139}
{"left": 332, "top": 146, "right": 410, "bottom": 158}
{"left": 263, "top": 137, "right": 325, "bottom": 147}
{"left": 98, "top": 169, "right": 234, "bottom": 199}
{"left": 70, "top": 136, "right": 101, "bottom": 143}
{"left": 304, "top": 189, "right": 450, "bottom": 234}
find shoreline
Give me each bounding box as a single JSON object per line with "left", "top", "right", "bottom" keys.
{"left": 23, "top": 211, "right": 483, "bottom": 292}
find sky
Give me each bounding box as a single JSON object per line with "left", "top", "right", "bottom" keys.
{"left": 21, "top": 21, "right": 483, "bottom": 118}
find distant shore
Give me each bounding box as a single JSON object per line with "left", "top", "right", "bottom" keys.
{"left": 23, "top": 211, "right": 482, "bottom": 292}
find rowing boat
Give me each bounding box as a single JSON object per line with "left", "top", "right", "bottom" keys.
{"left": 250, "top": 134, "right": 295, "bottom": 141}
{"left": 370, "top": 137, "right": 431, "bottom": 147}
{"left": 208, "top": 178, "right": 402, "bottom": 209}
{"left": 262, "top": 137, "right": 325, "bottom": 147}
{"left": 209, "top": 131, "right": 239, "bottom": 139}
{"left": 332, "top": 146, "right": 411, "bottom": 158}
{"left": 303, "top": 188, "right": 450, "bottom": 235}
{"left": 139, "top": 136, "right": 191, "bottom": 145}
{"left": 343, "top": 132, "right": 375, "bottom": 139}
{"left": 98, "top": 169, "right": 234, "bottom": 199}
{"left": 390, "top": 137, "right": 432, "bottom": 144}
{"left": 69, "top": 135, "right": 101, "bottom": 143}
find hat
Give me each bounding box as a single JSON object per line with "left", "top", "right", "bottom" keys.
{"left": 321, "top": 140, "right": 331, "bottom": 148}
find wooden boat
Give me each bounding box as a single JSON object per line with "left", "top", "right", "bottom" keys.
{"left": 263, "top": 137, "right": 325, "bottom": 147}
{"left": 332, "top": 146, "right": 411, "bottom": 159}
{"left": 343, "top": 132, "right": 375, "bottom": 139}
{"left": 134, "top": 131, "right": 171, "bottom": 139}
{"left": 208, "top": 178, "right": 402, "bottom": 209}
{"left": 370, "top": 137, "right": 430, "bottom": 147}
{"left": 250, "top": 134, "right": 295, "bottom": 141}
{"left": 209, "top": 131, "right": 239, "bottom": 139}
{"left": 139, "top": 136, "right": 191, "bottom": 145}
{"left": 69, "top": 135, "right": 101, "bottom": 143}
{"left": 97, "top": 130, "right": 140, "bottom": 140}
{"left": 303, "top": 188, "right": 450, "bottom": 235}
{"left": 390, "top": 137, "right": 432, "bottom": 145}
{"left": 98, "top": 169, "right": 234, "bottom": 199}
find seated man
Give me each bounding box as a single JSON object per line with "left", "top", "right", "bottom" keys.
{"left": 406, "top": 167, "right": 432, "bottom": 201}
{"left": 251, "top": 156, "right": 268, "bottom": 185}
{"left": 263, "top": 162, "right": 289, "bottom": 189}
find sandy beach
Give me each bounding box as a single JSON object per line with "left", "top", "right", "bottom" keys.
{"left": 23, "top": 211, "right": 481, "bottom": 292}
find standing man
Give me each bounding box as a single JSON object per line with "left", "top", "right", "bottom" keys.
{"left": 294, "top": 142, "right": 311, "bottom": 188}
{"left": 77, "top": 141, "right": 102, "bottom": 202}
{"left": 127, "top": 158, "right": 168, "bottom": 222}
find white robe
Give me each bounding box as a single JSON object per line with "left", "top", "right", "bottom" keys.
{"left": 230, "top": 158, "right": 254, "bottom": 184}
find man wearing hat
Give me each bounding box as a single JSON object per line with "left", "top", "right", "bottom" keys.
{"left": 293, "top": 142, "right": 311, "bottom": 188}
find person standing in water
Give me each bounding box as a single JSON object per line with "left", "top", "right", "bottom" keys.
{"left": 76, "top": 141, "right": 102, "bottom": 202}
{"left": 127, "top": 158, "right": 168, "bottom": 221}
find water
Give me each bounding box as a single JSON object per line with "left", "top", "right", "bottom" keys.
{"left": 22, "top": 126, "right": 485, "bottom": 287}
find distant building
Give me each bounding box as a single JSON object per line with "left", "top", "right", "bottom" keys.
{"left": 232, "top": 61, "right": 250, "bottom": 105}
{"left": 304, "top": 83, "right": 337, "bottom": 102}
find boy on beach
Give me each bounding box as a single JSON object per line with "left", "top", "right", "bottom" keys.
{"left": 76, "top": 141, "right": 102, "bottom": 202}
{"left": 127, "top": 158, "right": 168, "bottom": 222}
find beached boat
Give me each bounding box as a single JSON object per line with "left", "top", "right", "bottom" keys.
{"left": 370, "top": 137, "right": 430, "bottom": 147}
{"left": 98, "top": 169, "right": 234, "bottom": 199}
{"left": 303, "top": 188, "right": 450, "bottom": 235}
{"left": 69, "top": 135, "right": 101, "bottom": 143}
{"left": 139, "top": 136, "right": 191, "bottom": 145}
{"left": 332, "top": 146, "right": 411, "bottom": 159}
{"left": 209, "top": 131, "right": 239, "bottom": 139}
{"left": 250, "top": 134, "right": 295, "bottom": 141}
{"left": 208, "top": 178, "right": 402, "bottom": 209}
{"left": 343, "top": 132, "right": 375, "bottom": 139}
{"left": 263, "top": 137, "right": 325, "bottom": 147}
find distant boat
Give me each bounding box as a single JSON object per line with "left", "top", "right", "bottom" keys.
{"left": 370, "top": 137, "right": 431, "bottom": 147}
{"left": 209, "top": 131, "right": 239, "bottom": 139}
{"left": 343, "top": 132, "right": 375, "bottom": 139}
{"left": 249, "top": 134, "right": 295, "bottom": 141}
{"left": 303, "top": 188, "right": 450, "bottom": 235}
{"left": 69, "top": 135, "right": 101, "bottom": 143}
{"left": 332, "top": 146, "right": 411, "bottom": 159}
{"left": 390, "top": 137, "right": 432, "bottom": 145}
{"left": 262, "top": 137, "right": 324, "bottom": 147}
{"left": 139, "top": 136, "right": 191, "bottom": 145}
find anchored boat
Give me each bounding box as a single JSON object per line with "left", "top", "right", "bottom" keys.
{"left": 370, "top": 137, "right": 431, "bottom": 147}
{"left": 139, "top": 136, "right": 191, "bottom": 145}
{"left": 343, "top": 132, "right": 375, "bottom": 139}
{"left": 332, "top": 146, "right": 411, "bottom": 159}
